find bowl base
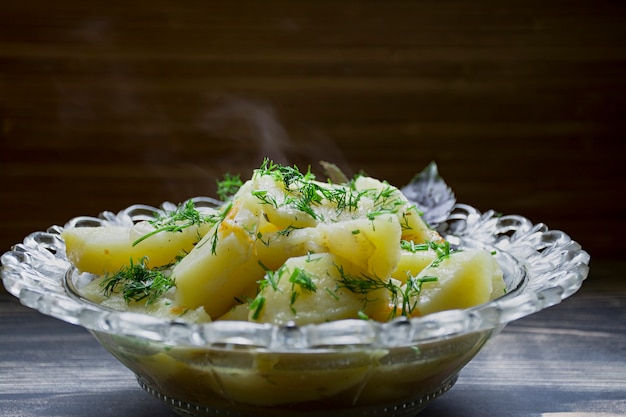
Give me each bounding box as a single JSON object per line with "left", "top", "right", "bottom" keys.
{"left": 136, "top": 374, "right": 457, "bottom": 417}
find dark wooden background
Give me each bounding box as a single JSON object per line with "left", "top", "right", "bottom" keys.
{"left": 1, "top": 0, "right": 625, "bottom": 294}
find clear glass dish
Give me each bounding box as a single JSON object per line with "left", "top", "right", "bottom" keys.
{"left": 1, "top": 194, "right": 590, "bottom": 417}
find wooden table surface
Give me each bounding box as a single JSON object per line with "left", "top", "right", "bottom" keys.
{"left": 1, "top": 260, "right": 624, "bottom": 417}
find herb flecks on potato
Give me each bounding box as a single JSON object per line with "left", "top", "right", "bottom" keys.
{"left": 64, "top": 159, "right": 505, "bottom": 323}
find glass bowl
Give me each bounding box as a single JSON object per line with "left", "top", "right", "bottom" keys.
{"left": 1, "top": 198, "right": 590, "bottom": 417}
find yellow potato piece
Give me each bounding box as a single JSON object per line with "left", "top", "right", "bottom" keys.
{"left": 62, "top": 221, "right": 211, "bottom": 275}
{"left": 319, "top": 213, "right": 401, "bottom": 279}
{"left": 415, "top": 249, "right": 502, "bottom": 315}
{"left": 247, "top": 174, "right": 321, "bottom": 229}
{"left": 251, "top": 253, "right": 391, "bottom": 325}
{"left": 79, "top": 275, "right": 212, "bottom": 322}
{"left": 66, "top": 161, "right": 505, "bottom": 328}
{"left": 253, "top": 220, "right": 325, "bottom": 271}
{"left": 254, "top": 215, "right": 402, "bottom": 284}
{"left": 351, "top": 176, "right": 441, "bottom": 244}
{"left": 173, "top": 218, "right": 264, "bottom": 318}
{"left": 217, "top": 302, "right": 250, "bottom": 321}
{"left": 390, "top": 249, "right": 438, "bottom": 284}
{"left": 400, "top": 205, "right": 443, "bottom": 244}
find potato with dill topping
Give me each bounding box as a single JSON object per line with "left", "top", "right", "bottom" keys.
{"left": 408, "top": 248, "right": 504, "bottom": 316}
{"left": 317, "top": 213, "right": 402, "bottom": 279}
{"left": 62, "top": 219, "right": 213, "bottom": 275}
{"left": 351, "top": 175, "right": 441, "bottom": 244}
{"left": 172, "top": 199, "right": 266, "bottom": 318}
{"left": 249, "top": 253, "right": 393, "bottom": 325}
{"left": 66, "top": 159, "right": 506, "bottom": 325}
{"left": 172, "top": 162, "right": 411, "bottom": 318}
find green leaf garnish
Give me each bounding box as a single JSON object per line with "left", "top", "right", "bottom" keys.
{"left": 336, "top": 264, "right": 438, "bottom": 319}
{"left": 216, "top": 173, "right": 243, "bottom": 201}
{"left": 249, "top": 295, "right": 265, "bottom": 320}
{"left": 131, "top": 200, "right": 214, "bottom": 247}
{"left": 100, "top": 257, "right": 175, "bottom": 305}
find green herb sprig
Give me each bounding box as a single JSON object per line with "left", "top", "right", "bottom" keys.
{"left": 132, "top": 200, "right": 213, "bottom": 247}
{"left": 400, "top": 239, "right": 457, "bottom": 268}
{"left": 287, "top": 267, "right": 317, "bottom": 313}
{"left": 253, "top": 158, "right": 391, "bottom": 221}
{"left": 100, "top": 257, "right": 175, "bottom": 305}
{"left": 249, "top": 295, "right": 265, "bottom": 320}
{"left": 216, "top": 173, "right": 243, "bottom": 201}
{"left": 336, "top": 264, "right": 438, "bottom": 319}
{"left": 204, "top": 201, "right": 233, "bottom": 255}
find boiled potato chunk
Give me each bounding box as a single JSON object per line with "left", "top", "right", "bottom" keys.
{"left": 173, "top": 218, "right": 264, "bottom": 318}
{"left": 351, "top": 176, "right": 441, "bottom": 244}
{"left": 245, "top": 174, "right": 320, "bottom": 229}
{"left": 78, "top": 275, "right": 212, "bottom": 322}
{"left": 390, "top": 249, "right": 438, "bottom": 284}
{"left": 66, "top": 160, "right": 506, "bottom": 327}
{"left": 400, "top": 205, "right": 443, "bottom": 244}
{"left": 254, "top": 214, "right": 402, "bottom": 279}
{"left": 253, "top": 222, "right": 326, "bottom": 271}
{"left": 251, "top": 253, "right": 391, "bottom": 325}
{"left": 413, "top": 249, "right": 503, "bottom": 315}
{"left": 217, "top": 302, "right": 251, "bottom": 321}
{"left": 62, "top": 221, "right": 211, "bottom": 275}
{"left": 319, "top": 213, "right": 401, "bottom": 279}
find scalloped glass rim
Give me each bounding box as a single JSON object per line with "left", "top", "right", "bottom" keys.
{"left": 1, "top": 198, "right": 590, "bottom": 351}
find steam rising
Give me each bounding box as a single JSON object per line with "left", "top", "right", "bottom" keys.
{"left": 198, "top": 96, "right": 294, "bottom": 167}
{"left": 53, "top": 16, "right": 349, "bottom": 201}
{"left": 159, "top": 95, "right": 351, "bottom": 200}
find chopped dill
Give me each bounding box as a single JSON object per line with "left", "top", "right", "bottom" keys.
{"left": 336, "top": 265, "right": 396, "bottom": 298}
{"left": 253, "top": 158, "right": 376, "bottom": 221}
{"left": 132, "top": 200, "right": 215, "bottom": 247}
{"left": 258, "top": 261, "right": 282, "bottom": 292}
{"left": 216, "top": 173, "right": 243, "bottom": 201}
{"left": 336, "top": 264, "right": 438, "bottom": 319}
{"left": 357, "top": 311, "right": 370, "bottom": 320}
{"left": 100, "top": 257, "right": 175, "bottom": 305}
{"left": 400, "top": 240, "right": 431, "bottom": 252}
{"left": 325, "top": 287, "right": 340, "bottom": 301}
{"left": 256, "top": 231, "right": 271, "bottom": 247}
{"left": 366, "top": 208, "right": 401, "bottom": 221}
{"left": 289, "top": 267, "right": 317, "bottom": 294}
{"left": 287, "top": 267, "right": 317, "bottom": 313}
{"left": 276, "top": 224, "right": 302, "bottom": 237}
{"left": 396, "top": 274, "right": 438, "bottom": 318}
{"left": 400, "top": 240, "right": 457, "bottom": 268}
{"left": 430, "top": 241, "right": 453, "bottom": 267}
{"left": 252, "top": 189, "right": 278, "bottom": 207}
{"left": 249, "top": 295, "right": 265, "bottom": 320}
